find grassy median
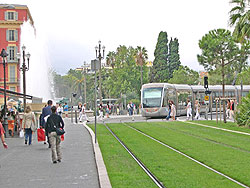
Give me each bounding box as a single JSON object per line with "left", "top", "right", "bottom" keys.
{"left": 90, "top": 123, "right": 242, "bottom": 188}
{"left": 88, "top": 124, "right": 157, "bottom": 188}
{"left": 128, "top": 121, "right": 250, "bottom": 186}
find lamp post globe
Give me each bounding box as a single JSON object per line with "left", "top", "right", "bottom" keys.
{"left": 95, "top": 41, "right": 105, "bottom": 104}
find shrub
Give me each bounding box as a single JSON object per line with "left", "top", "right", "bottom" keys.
{"left": 235, "top": 93, "right": 250, "bottom": 127}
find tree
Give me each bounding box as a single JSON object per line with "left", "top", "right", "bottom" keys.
{"left": 229, "top": 0, "right": 250, "bottom": 42}
{"left": 235, "top": 93, "right": 250, "bottom": 127}
{"left": 236, "top": 66, "right": 250, "bottom": 84}
{"left": 168, "top": 38, "right": 181, "bottom": 79}
{"left": 151, "top": 31, "right": 169, "bottom": 82}
{"left": 135, "top": 46, "right": 148, "bottom": 86}
{"left": 197, "top": 29, "right": 241, "bottom": 123}
{"left": 168, "top": 65, "right": 199, "bottom": 85}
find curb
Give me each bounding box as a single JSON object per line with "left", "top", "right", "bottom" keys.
{"left": 83, "top": 122, "right": 112, "bottom": 188}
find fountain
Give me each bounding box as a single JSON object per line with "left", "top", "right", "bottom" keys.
{"left": 20, "top": 21, "right": 53, "bottom": 103}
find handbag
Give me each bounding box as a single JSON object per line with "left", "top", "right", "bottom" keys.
{"left": 56, "top": 127, "right": 65, "bottom": 136}
{"left": 51, "top": 120, "right": 65, "bottom": 136}
{"left": 37, "top": 128, "right": 46, "bottom": 142}
{"left": 31, "top": 121, "right": 37, "bottom": 132}
{"left": 19, "top": 129, "right": 24, "bottom": 138}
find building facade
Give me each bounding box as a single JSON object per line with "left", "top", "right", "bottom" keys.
{"left": 0, "top": 4, "right": 33, "bottom": 105}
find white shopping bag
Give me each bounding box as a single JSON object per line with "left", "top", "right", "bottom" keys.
{"left": 19, "top": 130, "right": 24, "bottom": 138}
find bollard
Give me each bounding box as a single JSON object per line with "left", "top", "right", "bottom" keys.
{"left": 75, "top": 110, "right": 78, "bottom": 124}
{"left": 71, "top": 106, "right": 73, "bottom": 123}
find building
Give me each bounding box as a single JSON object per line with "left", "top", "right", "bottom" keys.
{"left": 0, "top": 4, "right": 33, "bottom": 105}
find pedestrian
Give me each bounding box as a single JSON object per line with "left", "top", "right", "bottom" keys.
{"left": 57, "top": 103, "right": 64, "bottom": 117}
{"left": 78, "top": 103, "right": 83, "bottom": 122}
{"left": 0, "top": 121, "right": 8, "bottom": 149}
{"left": 45, "top": 106, "right": 64, "bottom": 164}
{"left": 81, "top": 103, "right": 89, "bottom": 122}
{"left": 63, "top": 103, "right": 69, "bottom": 118}
{"left": 166, "top": 100, "right": 171, "bottom": 120}
{"left": 41, "top": 100, "right": 53, "bottom": 147}
{"left": 194, "top": 100, "right": 201, "bottom": 120}
{"left": 106, "top": 102, "right": 110, "bottom": 118}
{"left": 98, "top": 102, "right": 104, "bottom": 120}
{"left": 22, "top": 106, "right": 36, "bottom": 145}
{"left": 230, "top": 100, "right": 235, "bottom": 119}
{"left": 226, "top": 99, "right": 230, "bottom": 118}
{"left": 186, "top": 99, "right": 192, "bottom": 120}
{"left": 170, "top": 101, "right": 176, "bottom": 121}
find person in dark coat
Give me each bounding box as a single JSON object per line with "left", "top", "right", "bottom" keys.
{"left": 46, "top": 106, "right": 64, "bottom": 164}
{"left": 41, "top": 100, "right": 53, "bottom": 147}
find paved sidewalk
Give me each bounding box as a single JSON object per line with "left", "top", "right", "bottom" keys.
{"left": 0, "top": 119, "right": 99, "bottom": 188}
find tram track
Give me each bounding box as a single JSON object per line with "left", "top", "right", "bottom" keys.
{"left": 104, "top": 123, "right": 166, "bottom": 188}
{"left": 122, "top": 122, "right": 250, "bottom": 188}
{"left": 159, "top": 125, "right": 250, "bottom": 154}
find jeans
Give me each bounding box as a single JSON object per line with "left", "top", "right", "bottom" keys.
{"left": 166, "top": 109, "right": 171, "bottom": 120}
{"left": 25, "top": 128, "right": 32, "bottom": 145}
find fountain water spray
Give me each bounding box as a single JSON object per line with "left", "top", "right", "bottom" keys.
{"left": 20, "top": 21, "right": 53, "bottom": 102}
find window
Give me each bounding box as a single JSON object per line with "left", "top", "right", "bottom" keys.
{"left": 142, "top": 87, "right": 163, "bottom": 108}
{"left": 9, "top": 87, "right": 16, "bottom": 92}
{"left": 9, "top": 46, "right": 15, "bottom": 60}
{"left": 8, "top": 12, "right": 14, "bottom": 20}
{"left": 6, "top": 30, "right": 18, "bottom": 41}
{"left": 5, "top": 11, "right": 18, "bottom": 21}
{"left": 9, "top": 65, "right": 16, "bottom": 82}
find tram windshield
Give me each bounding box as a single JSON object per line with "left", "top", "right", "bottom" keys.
{"left": 142, "top": 87, "right": 163, "bottom": 108}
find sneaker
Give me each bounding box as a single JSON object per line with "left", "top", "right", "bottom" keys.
{"left": 25, "top": 140, "right": 27, "bottom": 145}
{"left": 53, "top": 161, "right": 57, "bottom": 164}
{"left": 44, "top": 142, "right": 46, "bottom": 144}
{"left": 57, "top": 159, "right": 61, "bottom": 163}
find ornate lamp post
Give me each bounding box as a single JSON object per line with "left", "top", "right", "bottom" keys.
{"left": 83, "top": 61, "right": 88, "bottom": 104}
{"left": 18, "top": 45, "right": 30, "bottom": 110}
{"left": 0, "top": 49, "right": 9, "bottom": 136}
{"left": 95, "top": 41, "right": 105, "bottom": 104}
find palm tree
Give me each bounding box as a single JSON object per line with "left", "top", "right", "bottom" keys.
{"left": 229, "top": 0, "right": 250, "bottom": 42}
{"left": 106, "top": 51, "right": 116, "bottom": 69}
{"left": 135, "top": 46, "right": 148, "bottom": 86}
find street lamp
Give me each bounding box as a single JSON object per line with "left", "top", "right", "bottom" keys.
{"left": 95, "top": 40, "right": 105, "bottom": 104}
{"left": 83, "top": 61, "right": 88, "bottom": 104}
{"left": 0, "top": 48, "right": 9, "bottom": 137}
{"left": 18, "top": 45, "right": 30, "bottom": 110}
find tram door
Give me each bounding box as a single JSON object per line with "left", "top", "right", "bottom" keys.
{"left": 177, "top": 91, "right": 192, "bottom": 116}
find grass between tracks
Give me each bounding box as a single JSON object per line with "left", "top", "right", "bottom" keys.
{"left": 88, "top": 124, "right": 157, "bottom": 188}
{"left": 193, "top": 120, "right": 250, "bottom": 133}
{"left": 89, "top": 123, "right": 241, "bottom": 188}
{"left": 128, "top": 121, "right": 250, "bottom": 187}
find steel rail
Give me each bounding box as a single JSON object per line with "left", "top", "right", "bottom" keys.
{"left": 126, "top": 124, "right": 249, "bottom": 188}
{"left": 104, "top": 123, "right": 166, "bottom": 188}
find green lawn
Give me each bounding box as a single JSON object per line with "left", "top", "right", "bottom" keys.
{"left": 191, "top": 120, "right": 250, "bottom": 133}
{"left": 89, "top": 123, "right": 243, "bottom": 188}
{"left": 88, "top": 124, "right": 157, "bottom": 188}
{"left": 128, "top": 121, "right": 250, "bottom": 186}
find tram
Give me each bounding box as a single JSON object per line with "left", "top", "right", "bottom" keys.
{"left": 141, "top": 83, "right": 250, "bottom": 118}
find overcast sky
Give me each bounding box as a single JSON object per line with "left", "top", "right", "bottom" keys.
{"left": 1, "top": 0, "right": 232, "bottom": 75}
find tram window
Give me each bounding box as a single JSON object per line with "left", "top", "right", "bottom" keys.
{"left": 142, "top": 87, "right": 163, "bottom": 108}
{"left": 242, "top": 91, "right": 249, "bottom": 97}
{"left": 162, "top": 89, "right": 168, "bottom": 107}
{"left": 168, "top": 89, "right": 176, "bottom": 105}
{"left": 177, "top": 91, "right": 191, "bottom": 106}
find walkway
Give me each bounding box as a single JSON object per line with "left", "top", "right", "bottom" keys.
{"left": 0, "top": 119, "right": 99, "bottom": 188}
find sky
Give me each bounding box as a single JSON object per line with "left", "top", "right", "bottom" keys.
{"left": 1, "top": 0, "right": 233, "bottom": 75}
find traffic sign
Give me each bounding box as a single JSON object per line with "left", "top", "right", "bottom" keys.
{"left": 204, "top": 95, "right": 209, "bottom": 101}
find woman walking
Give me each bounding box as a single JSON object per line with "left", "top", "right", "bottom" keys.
{"left": 22, "top": 106, "right": 36, "bottom": 145}
{"left": 194, "top": 100, "right": 201, "bottom": 120}
{"left": 170, "top": 101, "right": 176, "bottom": 121}
{"left": 46, "top": 106, "right": 64, "bottom": 164}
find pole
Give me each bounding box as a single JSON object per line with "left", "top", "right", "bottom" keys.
{"left": 84, "top": 71, "right": 87, "bottom": 104}
{"left": 75, "top": 110, "right": 77, "bottom": 124}
{"left": 205, "top": 103, "right": 208, "bottom": 120}
{"left": 22, "top": 49, "right": 26, "bottom": 110}
{"left": 98, "top": 54, "right": 102, "bottom": 104}
{"left": 219, "top": 99, "right": 221, "bottom": 123}
{"left": 2, "top": 57, "right": 8, "bottom": 137}
{"left": 94, "top": 64, "right": 97, "bottom": 144}
{"left": 216, "top": 100, "right": 218, "bottom": 124}
{"left": 210, "top": 94, "right": 212, "bottom": 120}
